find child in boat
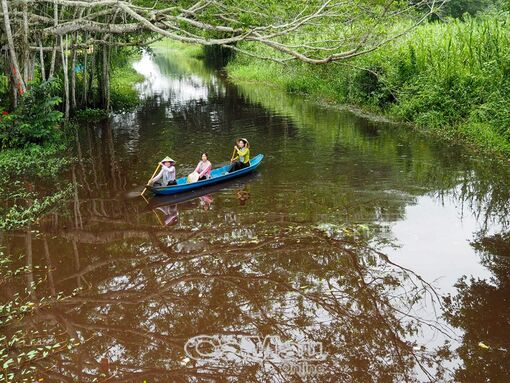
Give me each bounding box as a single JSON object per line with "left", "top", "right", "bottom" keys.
{"left": 194, "top": 152, "right": 212, "bottom": 181}
{"left": 149, "top": 157, "right": 177, "bottom": 186}
{"left": 228, "top": 138, "right": 250, "bottom": 173}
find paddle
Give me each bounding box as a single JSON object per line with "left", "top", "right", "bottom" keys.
{"left": 141, "top": 162, "right": 161, "bottom": 196}
{"left": 230, "top": 146, "right": 237, "bottom": 162}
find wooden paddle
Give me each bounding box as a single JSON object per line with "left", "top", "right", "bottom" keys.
{"left": 230, "top": 147, "right": 237, "bottom": 162}
{"left": 152, "top": 209, "right": 164, "bottom": 226}
{"left": 141, "top": 162, "right": 161, "bottom": 196}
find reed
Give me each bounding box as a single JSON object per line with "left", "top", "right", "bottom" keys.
{"left": 227, "top": 13, "right": 510, "bottom": 155}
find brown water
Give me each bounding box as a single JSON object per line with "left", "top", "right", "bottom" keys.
{"left": 3, "top": 44, "right": 510, "bottom": 382}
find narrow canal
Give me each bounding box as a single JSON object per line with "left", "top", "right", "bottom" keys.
{"left": 3, "top": 42, "right": 510, "bottom": 382}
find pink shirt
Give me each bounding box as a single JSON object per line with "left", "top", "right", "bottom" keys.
{"left": 195, "top": 160, "right": 212, "bottom": 178}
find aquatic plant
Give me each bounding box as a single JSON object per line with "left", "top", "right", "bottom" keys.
{"left": 0, "top": 251, "right": 81, "bottom": 382}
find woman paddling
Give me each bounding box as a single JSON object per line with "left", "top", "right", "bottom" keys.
{"left": 194, "top": 152, "right": 212, "bottom": 181}
{"left": 149, "top": 156, "right": 177, "bottom": 186}
{"left": 228, "top": 138, "right": 250, "bottom": 173}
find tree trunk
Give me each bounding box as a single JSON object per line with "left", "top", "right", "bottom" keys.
{"left": 1, "top": 0, "right": 26, "bottom": 99}
{"left": 61, "top": 35, "right": 70, "bottom": 119}
{"left": 49, "top": 2, "right": 58, "bottom": 78}
{"left": 49, "top": 45, "right": 57, "bottom": 78}
{"left": 82, "top": 46, "right": 88, "bottom": 106}
{"left": 10, "top": 76, "right": 18, "bottom": 109}
{"left": 71, "top": 34, "right": 77, "bottom": 110}
{"left": 4, "top": 63, "right": 16, "bottom": 108}
{"left": 22, "top": 0, "right": 31, "bottom": 83}
{"left": 39, "top": 39, "right": 46, "bottom": 82}
{"left": 29, "top": 52, "right": 36, "bottom": 81}
{"left": 101, "top": 43, "right": 110, "bottom": 111}
{"left": 89, "top": 50, "right": 96, "bottom": 106}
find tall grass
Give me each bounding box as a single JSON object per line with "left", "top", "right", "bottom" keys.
{"left": 227, "top": 14, "right": 510, "bottom": 155}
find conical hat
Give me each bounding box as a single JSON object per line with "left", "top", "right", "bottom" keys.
{"left": 239, "top": 138, "right": 250, "bottom": 148}
{"left": 161, "top": 156, "right": 175, "bottom": 163}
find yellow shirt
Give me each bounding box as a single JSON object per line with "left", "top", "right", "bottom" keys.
{"left": 234, "top": 147, "right": 250, "bottom": 164}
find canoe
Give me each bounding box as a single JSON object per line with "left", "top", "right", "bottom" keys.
{"left": 147, "top": 172, "right": 261, "bottom": 209}
{"left": 147, "top": 154, "right": 264, "bottom": 196}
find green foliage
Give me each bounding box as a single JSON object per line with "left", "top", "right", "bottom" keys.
{"left": 0, "top": 185, "right": 73, "bottom": 231}
{"left": 0, "top": 74, "right": 8, "bottom": 111}
{"left": 74, "top": 108, "right": 108, "bottom": 121}
{"left": 152, "top": 40, "right": 205, "bottom": 58}
{"left": 0, "top": 80, "right": 63, "bottom": 149}
{"left": 439, "top": 0, "right": 496, "bottom": 18}
{"left": 202, "top": 44, "right": 235, "bottom": 67}
{"left": 0, "top": 144, "right": 74, "bottom": 230}
{"left": 0, "top": 78, "right": 74, "bottom": 230}
{"left": 0, "top": 144, "right": 71, "bottom": 177}
{"left": 227, "top": 14, "right": 510, "bottom": 156}
{"left": 110, "top": 49, "right": 145, "bottom": 110}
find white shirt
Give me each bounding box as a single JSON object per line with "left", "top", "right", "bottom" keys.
{"left": 151, "top": 165, "right": 176, "bottom": 184}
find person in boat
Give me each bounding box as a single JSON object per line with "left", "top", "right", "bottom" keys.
{"left": 149, "top": 157, "right": 177, "bottom": 186}
{"left": 228, "top": 138, "right": 250, "bottom": 173}
{"left": 194, "top": 152, "right": 212, "bottom": 181}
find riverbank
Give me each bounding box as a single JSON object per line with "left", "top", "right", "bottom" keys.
{"left": 110, "top": 51, "right": 145, "bottom": 110}
{"left": 77, "top": 50, "right": 144, "bottom": 119}
{"left": 226, "top": 14, "right": 510, "bottom": 159}
{"left": 0, "top": 50, "right": 143, "bottom": 230}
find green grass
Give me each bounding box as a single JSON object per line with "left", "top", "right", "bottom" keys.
{"left": 226, "top": 14, "right": 510, "bottom": 157}
{"left": 110, "top": 51, "right": 145, "bottom": 110}
{"left": 151, "top": 39, "right": 205, "bottom": 58}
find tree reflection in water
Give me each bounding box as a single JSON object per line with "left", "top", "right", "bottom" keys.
{"left": 3, "top": 204, "right": 453, "bottom": 382}
{"left": 444, "top": 232, "right": 510, "bottom": 383}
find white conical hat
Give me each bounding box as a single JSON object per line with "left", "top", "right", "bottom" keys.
{"left": 161, "top": 156, "right": 175, "bottom": 163}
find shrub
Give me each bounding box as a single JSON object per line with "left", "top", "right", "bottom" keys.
{"left": 0, "top": 80, "right": 63, "bottom": 149}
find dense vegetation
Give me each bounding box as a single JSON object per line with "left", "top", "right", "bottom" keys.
{"left": 0, "top": 81, "right": 74, "bottom": 230}
{"left": 0, "top": 49, "right": 143, "bottom": 229}
{"left": 227, "top": 7, "right": 510, "bottom": 156}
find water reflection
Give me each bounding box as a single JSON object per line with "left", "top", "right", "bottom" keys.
{"left": 133, "top": 52, "right": 223, "bottom": 103}
{"left": 3, "top": 218, "right": 451, "bottom": 382}
{"left": 2, "top": 43, "right": 510, "bottom": 382}
{"left": 154, "top": 204, "right": 179, "bottom": 226}
{"left": 443, "top": 233, "right": 510, "bottom": 382}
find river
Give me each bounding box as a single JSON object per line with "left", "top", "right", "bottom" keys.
{"left": 3, "top": 42, "right": 510, "bottom": 382}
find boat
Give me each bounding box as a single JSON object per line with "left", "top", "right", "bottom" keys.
{"left": 147, "top": 172, "right": 261, "bottom": 208}
{"left": 147, "top": 154, "right": 264, "bottom": 196}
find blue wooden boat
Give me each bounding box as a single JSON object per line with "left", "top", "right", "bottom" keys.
{"left": 147, "top": 173, "right": 260, "bottom": 209}
{"left": 147, "top": 154, "right": 264, "bottom": 196}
